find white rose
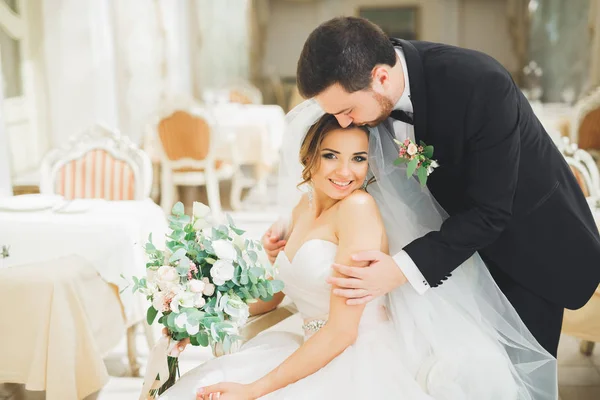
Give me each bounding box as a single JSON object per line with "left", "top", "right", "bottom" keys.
{"left": 175, "top": 313, "right": 200, "bottom": 336}
{"left": 155, "top": 266, "right": 180, "bottom": 291}
{"left": 224, "top": 295, "right": 250, "bottom": 326}
{"left": 188, "top": 279, "right": 206, "bottom": 293}
{"left": 203, "top": 282, "right": 216, "bottom": 296}
{"left": 430, "top": 160, "right": 439, "bottom": 168}
{"left": 201, "top": 227, "right": 212, "bottom": 238}
{"left": 143, "top": 281, "right": 159, "bottom": 297}
{"left": 212, "top": 240, "right": 237, "bottom": 260}
{"left": 170, "top": 292, "right": 195, "bottom": 313}
{"left": 152, "top": 292, "right": 168, "bottom": 312}
{"left": 193, "top": 218, "right": 210, "bottom": 231}
{"left": 193, "top": 202, "right": 211, "bottom": 219}
{"left": 210, "top": 259, "right": 235, "bottom": 286}
{"left": 194, "top": 294, "right": 206, "bottom": 308}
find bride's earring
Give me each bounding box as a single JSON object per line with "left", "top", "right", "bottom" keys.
{"left": 307, "top": 181, "right": 314, "bottom": 208}
{"left": 361, "top": 178, "right": 369, "bottom": 190}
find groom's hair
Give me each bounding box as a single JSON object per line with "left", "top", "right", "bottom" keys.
{"left": 297, "top": 17, "right": 397, "bottom": 98}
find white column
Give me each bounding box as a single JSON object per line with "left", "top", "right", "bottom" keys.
{"left": 0, "top": 80, "right": 12, "bottom": 197}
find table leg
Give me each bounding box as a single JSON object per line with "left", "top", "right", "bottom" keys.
{"left": 127, "top": 325, "right": 141, "bottom": 377}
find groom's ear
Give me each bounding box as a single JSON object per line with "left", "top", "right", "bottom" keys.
{"left": 371, "top": 66, "right": 390, "bottom": 90}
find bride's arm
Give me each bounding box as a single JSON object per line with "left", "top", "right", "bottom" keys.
{"left": 247, "top": 191, "right": 385, "bottom": 398}
{"left": 248, "top": 291, "right": 285, "bottom": 316}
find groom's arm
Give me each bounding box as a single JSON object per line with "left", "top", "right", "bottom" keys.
{"left": 403, "top": 70, "right": 520, "bottom": 288}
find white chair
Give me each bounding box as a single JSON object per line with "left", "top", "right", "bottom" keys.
{"left": 147, "top": 100, "right": 242, "bottom": 217}
{"left": 40, "top": 124, "right": 152, "bottom": 201}
{"left": 39, "top": 124, "right": 155, "bottom": 376}
{"left": 571, "top": 86, "right": 600, "bottom": 149}
{"left": 225, "top": 81, "right": 263, "bottom": 105}
{"left": 561, "top": 136, "right": 600, "bottom": 203}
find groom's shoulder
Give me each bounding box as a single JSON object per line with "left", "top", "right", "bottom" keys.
{"left": 410, "top": 40, "right": 509, "bottom": 84}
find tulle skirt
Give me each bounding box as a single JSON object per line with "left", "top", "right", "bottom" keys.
{"left": 160, "top": 318, "right": 519, "bottom": 399}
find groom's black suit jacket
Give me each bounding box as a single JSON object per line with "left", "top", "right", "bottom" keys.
{"left": 394, "top": 39, "right": 600, "bottom": 310}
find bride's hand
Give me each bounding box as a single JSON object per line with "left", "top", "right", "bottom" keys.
{"left": 196, "top": 383, "right": 253, "bottom": 400}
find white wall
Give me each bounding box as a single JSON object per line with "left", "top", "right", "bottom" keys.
{"left": 264, "top": 0, "right": 515, "bottom": 78}
{"left": 460, "top": 0, "right": 518, "bottom": 74}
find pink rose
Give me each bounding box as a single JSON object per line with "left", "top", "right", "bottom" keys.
{"left": 399, "top": 148, "right": 406, "bottom": 156}
{"left": 404, "top": 138, "right": 411, "bottom": 146}
{"left": 189, "top": 279, "right": 206, "bottom": 293}
{"left": 407, "top": 143, "right": 418, "bottom": 156}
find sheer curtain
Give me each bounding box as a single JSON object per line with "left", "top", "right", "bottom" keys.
{"left": 0, "top": 81, "right": 11, "bottom": 197}
{"left": 190, "top": 0, "right": 250, "bottom": 97}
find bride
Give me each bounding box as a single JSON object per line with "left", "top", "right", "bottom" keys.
{"left": 161, "top": 100, "right": 557, "bottom": 400}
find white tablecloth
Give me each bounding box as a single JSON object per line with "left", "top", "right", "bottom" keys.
{"left": 0, "top": 198, "right": 168, "bottom": 321}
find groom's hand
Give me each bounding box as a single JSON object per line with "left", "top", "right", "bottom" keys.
{"left": 327, "top": 251, "right": 408, "bottom": 305}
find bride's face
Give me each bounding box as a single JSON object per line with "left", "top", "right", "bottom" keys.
{"left": 311, "top": 127, "right": 369, "bottom": 201}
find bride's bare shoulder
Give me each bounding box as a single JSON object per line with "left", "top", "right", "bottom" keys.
{"left": 335, "top": 190, "right": 382, "bottom": 224}
{"left": 338, "top": 190, "right": 378, "bottom": 210}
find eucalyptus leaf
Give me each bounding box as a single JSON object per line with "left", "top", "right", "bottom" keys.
{"left": 147, "top": 306, "right": 158, "bottom": 325}
{"left": 423, "top": 145, "right": 434, "bottom": 159}
{"left": 195, "top": 331, "right": 209, "bottom": 347}
{"left": 394, "top": 157, "right": 410, "bottom": 166}
{"left": 248, "top": 251, "right": 258, "bottom": 263}
{"left": 249, "top": 267, "right": 263, "bottom": 278}
{"left": 249, "top": 272, "right": 258, "bottom": 285}
{"left": 240, "top": 270, "right": 249, "bottom": 285}
{"left": 265, "top": 280, "right": 274, "bottom": 296}
{"left": 417, "top": 167, "right": 428, "bottom": 187}
{"left": 257, "top": 282, "right": 268, "bottom": 298}
{"left": 170, "top": 248, "right": 187, "bottom": 263}
{"left": 406, "top": 158, "right": 419, "bottom": 178}
{"left": 270, "top": 279, "right": 284, "bottom": 293}
{"left": 171, "top": 202, "right": 185, "bottom": 216}
{"left": 250, "top": 284, "right": 259, "bottom": 298}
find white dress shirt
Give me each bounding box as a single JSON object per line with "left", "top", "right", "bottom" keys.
{"left": 390, "top": 48, "right": 430, "bottom": 295}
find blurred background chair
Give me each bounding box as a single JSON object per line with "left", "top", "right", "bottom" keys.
{"left": 40, "top": 124, "right": 152, "bottom": 201}
{"left": 148, "top": 99, "right": 241, "bottom": 217}
{"left": 572, "top": 87, "right": 600, "bottom": 161}
{"left": 225, "top": 81, "right": 263, "bottom": 105}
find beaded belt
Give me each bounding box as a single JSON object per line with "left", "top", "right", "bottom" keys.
{"left": 301, "top": 319, "right": 327, "bottom": 335}
{"left": 302, "top": 305, "right": 389, "bottom": 337}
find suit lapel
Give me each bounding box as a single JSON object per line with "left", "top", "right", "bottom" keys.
{"left": 391, "top": 38, "right": 428, "bottom": 144}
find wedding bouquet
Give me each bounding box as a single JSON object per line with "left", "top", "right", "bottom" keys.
{"left": 130, "top": 201, "right": 284, "bottom": 398}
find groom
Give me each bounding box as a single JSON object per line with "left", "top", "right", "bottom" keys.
{"left": 263, "top": 16, "right": 600, "bottom": 356}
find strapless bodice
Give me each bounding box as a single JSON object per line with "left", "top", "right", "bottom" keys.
{"left": 274, "top": 239, "right": 388, "bottom": 331}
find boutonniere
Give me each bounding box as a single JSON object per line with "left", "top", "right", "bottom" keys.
{"left": 393, "top": 138, "right": 439, "bottom": 186}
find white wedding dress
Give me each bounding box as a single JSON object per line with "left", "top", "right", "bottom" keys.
{"left": 161, "top": 239, "right": 520, "bottom": 399}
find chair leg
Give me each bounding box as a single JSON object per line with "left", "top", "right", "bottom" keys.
{"left": 206, "top": 172, "right": 223, "bottom": 219}
{"left": 230, "top": 170, "right": 244, "bottom": 211}
{"left": 127, "top": 324, "right": 141, "bottom": 377}
{"left": 580, "top": 340, "right": 595, "bottom": 356}
{"left": 160, "top": 168, "right": 174, "bottom": 213}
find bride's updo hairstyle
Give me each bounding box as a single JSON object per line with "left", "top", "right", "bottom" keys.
{"left": 297, "top": 114, "right": 369, "bottom": 188}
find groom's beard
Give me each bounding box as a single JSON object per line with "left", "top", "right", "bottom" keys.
{"left": 363, "top": 92, "right": 395, "bottom": 127}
